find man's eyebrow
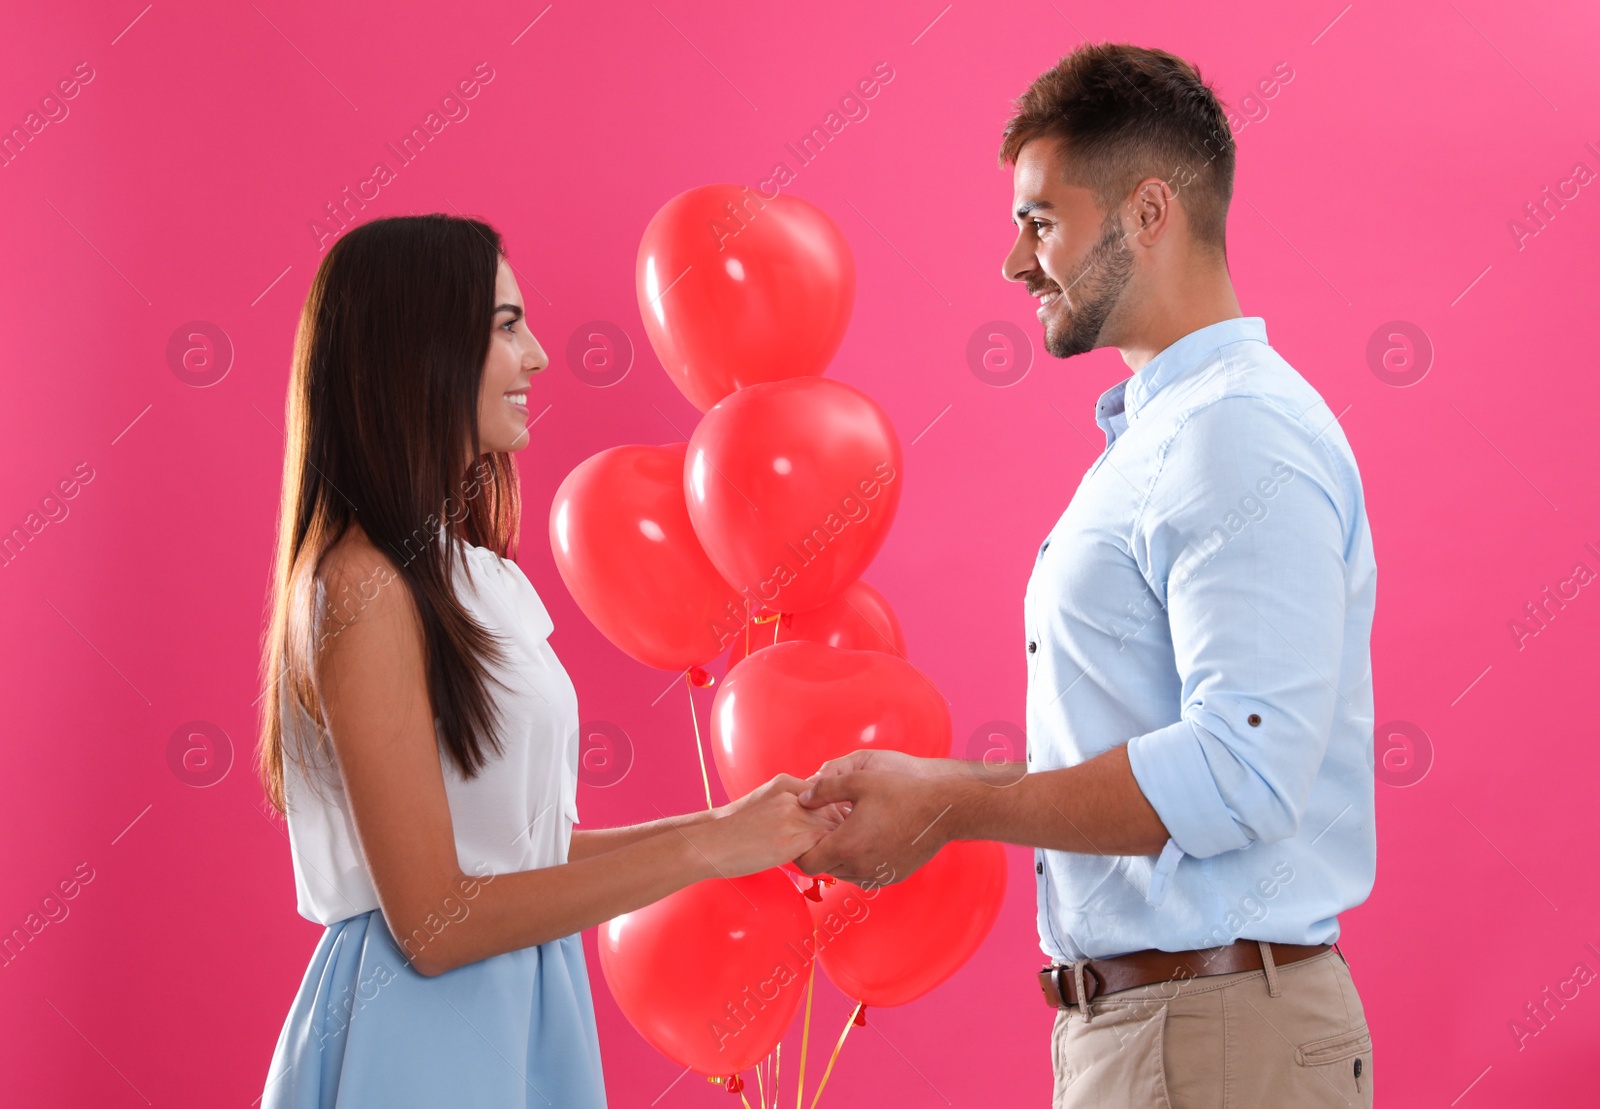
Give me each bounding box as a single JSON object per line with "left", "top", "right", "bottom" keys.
{"left": 1014, "top": 200, "right": 1054, "bottom": 223}
{"left": 493, "top": 303, "right": 525, "bottom": 320}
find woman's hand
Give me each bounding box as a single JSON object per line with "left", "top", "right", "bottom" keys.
{"left": 683, "top": 775, "right": 843, "bottom": 879}
{"left": 720, "top": 772, "right": 851, "bottom": 834}
{"left": 713, "top": 772, "right": 808, "bottom": 819}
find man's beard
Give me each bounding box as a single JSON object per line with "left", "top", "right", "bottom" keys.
{"left": 1041, "top": 211, "right": 1133, "bottom": 359}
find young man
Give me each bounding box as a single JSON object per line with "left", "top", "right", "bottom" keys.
{"left": 798, "top": 43, "right": 1377, "bottom": 1107}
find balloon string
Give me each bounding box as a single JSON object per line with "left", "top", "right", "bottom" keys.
{"left": 754, "top": 1051, "right": 766, "bottom": 1109}
{"left": 795, "top": 951, "right": 817, "bottom": 1109}
{"left": 686, "top": 670, "right": 714, "bottom": 812}
{"left": 772, "top": 1040, "right": 782, "bottom": 1109}
{"left": 748, "top": 609, "right": 784, "bottom": 647}
{"left": 739, "top": 1091, "right": 753, "bottom": 1109}
{"left": 806, "top": 1002, "right": 864, "bottom": 1109}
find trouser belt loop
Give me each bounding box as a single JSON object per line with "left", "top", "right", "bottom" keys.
{"left": 1258, "top": 941, "right": 1281, "bottom": 998}
{"left": 1072, "top": 959, "right": 1094, "bottom": 1023}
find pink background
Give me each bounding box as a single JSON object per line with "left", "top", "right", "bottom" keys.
{"left": 4, "top": 0, "right": 1599, "bottom": 1104}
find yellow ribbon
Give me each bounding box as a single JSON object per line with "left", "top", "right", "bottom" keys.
{"left": 772, "top": 1041, "right": 782, "bottom": 1109}
{"left": 806, "top": 1002, "right": 863, "bottom": 1109}
{"left": 750, "top": 609, "right": 785, "bottom": 647}
{"left": 685, "top": 669, "right": 714, "bottom": 811}
{"left": 794, "top": 954, "right": 817, "bottom": 1108}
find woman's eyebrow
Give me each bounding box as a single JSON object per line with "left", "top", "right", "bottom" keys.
{"left": 494, "top": 303, "right": 525, "bottom": 320}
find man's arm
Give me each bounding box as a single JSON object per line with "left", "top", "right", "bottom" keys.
{"left": 952, "top": 745, "right": 1169, "bottom": 853}
{"left": 800, "top": 394, "right": 1353, "bottom": 886}
{"left": 795, "top": 746, "right": 1168, "bottom": 884}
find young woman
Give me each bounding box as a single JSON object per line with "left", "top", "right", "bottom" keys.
{"left": 255, "top": 214, "right": 837, "bottom": 1107}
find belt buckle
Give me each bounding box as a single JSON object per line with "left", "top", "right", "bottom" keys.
{"left": 1046, "top": 961, "right": 1102, "bottom": 1007}
{"left": 1053, "top": 964, "right": 1072, "bottom": 1008}
{"left": 1039, "top": 963, "right": 1066, "bottom": 1008}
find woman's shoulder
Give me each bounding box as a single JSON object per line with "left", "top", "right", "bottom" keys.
{"left": 312, "top": 528, "right": 418, "bottom": 642}
{"left": 318, "top": 525, "right": 397, "bottom": 581}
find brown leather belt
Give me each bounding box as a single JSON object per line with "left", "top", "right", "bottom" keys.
{"left": 1038, "top": 941, "right": 1332, "bottom": 1008}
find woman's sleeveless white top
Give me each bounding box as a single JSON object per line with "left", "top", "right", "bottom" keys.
{"left": 279, "top": 542, "right": 580, "bottom": 926}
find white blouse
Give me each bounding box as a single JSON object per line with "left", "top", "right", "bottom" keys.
{"left": 280, "top": 540, "right": 581, "bottom": 927}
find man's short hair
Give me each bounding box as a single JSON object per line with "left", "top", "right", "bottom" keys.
{"left": 999, "top": 43, "right": 1236, "bottom": 256}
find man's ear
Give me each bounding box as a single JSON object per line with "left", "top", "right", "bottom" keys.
{"left": 1128, "top": 176, "right": 1176, "bottom": 246}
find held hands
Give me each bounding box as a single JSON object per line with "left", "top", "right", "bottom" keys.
{"left": 682, "top": 753, "right": 966, "bottom": 886}
{"left": 683, "top": 774, "right": 844, "bottom": 880}
{"left": 793, "top": 751, "right": 964, "bottom": 886}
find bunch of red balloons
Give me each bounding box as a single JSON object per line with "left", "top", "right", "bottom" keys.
{"left": 550, "top": 185, "right": 1006, "bottom": 1087}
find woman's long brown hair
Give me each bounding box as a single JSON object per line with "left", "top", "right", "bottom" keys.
{"left": 257, "top": 214, "right": 522, "bottom": 815}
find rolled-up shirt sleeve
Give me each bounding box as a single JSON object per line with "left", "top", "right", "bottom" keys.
{"left": 1125, "top": 394, "right": 1351, "bottom": 869}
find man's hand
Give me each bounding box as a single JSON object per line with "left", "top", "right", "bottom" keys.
{"left": 794, "top": 743, "right": 1170, "bottom": 881}
{"left": 807, "top": 749, "right": 964, "bottom": 785}
{"left": 794, "top": 766, "right": 960, "bottom": 885}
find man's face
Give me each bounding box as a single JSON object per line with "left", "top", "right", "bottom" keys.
{"left": 1002, "top": 138, "right": 1134, "bottom": 358}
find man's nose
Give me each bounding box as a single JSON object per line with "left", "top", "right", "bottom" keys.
{"left": 1001, "top": 234, "right": 1032, "bottom": 284}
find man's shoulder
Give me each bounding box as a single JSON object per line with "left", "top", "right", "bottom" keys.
{"left": 1167, "top": 341, "right": 1342, "bottom": 453}
{"left": 1144, "top": 343, "right": 1365, "bottom": 536}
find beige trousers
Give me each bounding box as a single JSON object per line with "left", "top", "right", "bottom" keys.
{"left": 1050, "top": 948, "right": 1373, "bottom": 1108}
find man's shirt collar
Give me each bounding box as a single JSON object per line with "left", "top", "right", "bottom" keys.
{"left": 1093, "top": 317, "right": 1268, "bottom": 446}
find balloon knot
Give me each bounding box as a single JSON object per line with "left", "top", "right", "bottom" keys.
{"left": 688, "top": 666, "right": 714, "bottom": 688}
{"left": 779, "top": 612, "right": 794, "bottom": 628}
{"left": 853, "top": 1005, "right": 867, "bottom": 1027}
{"left": 726, "top": 1074, "right": 745, "bottom": 1094}
{"left": 803, "top": 877, "right": 824, "bottom": 902}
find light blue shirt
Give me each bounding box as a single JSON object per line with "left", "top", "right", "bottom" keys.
{"left": 1024, "top": 316, "right": 1377, "bottom": 963}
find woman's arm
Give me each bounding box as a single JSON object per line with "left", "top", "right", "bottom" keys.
{"left": 568, "top": 776, "right": 819, "bottom": 860}
{"left": 568, "top": 811, "right": 714, "bottom": 862}
{"left": 315, "top": 542, "right": 834, "bottom": 977}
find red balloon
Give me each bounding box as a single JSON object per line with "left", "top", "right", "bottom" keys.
{"left": 550, "top": 443, "right": 746, "bottom": 670}
{"left": 809, "top": 839, "right": 1007, "bottom": 1008}
{"left": 637, "top": 184, "right": 855, "bottom": 412}
{"left": 598, "top": 870, "right": 814, "bottom": 1075}
{"left": 686, "top": 378, "right": 903, "bottom": 615}
{"left": 709, "top": 641, "right": 950, "bottom": 802}
{"left": 729, "top": 580, "right": 906, "bottom": 669}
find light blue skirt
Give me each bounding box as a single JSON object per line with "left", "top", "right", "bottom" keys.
{"left": 262, "top": 910, "right": 607, "bottom": 1108}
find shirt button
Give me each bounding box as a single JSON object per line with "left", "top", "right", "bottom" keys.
{"left": 1027, "top": 641, "right": 1037, "bottom": 654}
{"left": 1036, "top": 861, "right": 1044, "bottom": 875}
{"left": 1248, "top": 713, "right": 1262, "bottom": 727}
{"left": 1041, "top": 540, "right": 1050, "bottom": 553}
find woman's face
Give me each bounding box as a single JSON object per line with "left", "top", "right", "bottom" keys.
{"left": 476, "top": 257, "right": 548, "bottom": 454}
